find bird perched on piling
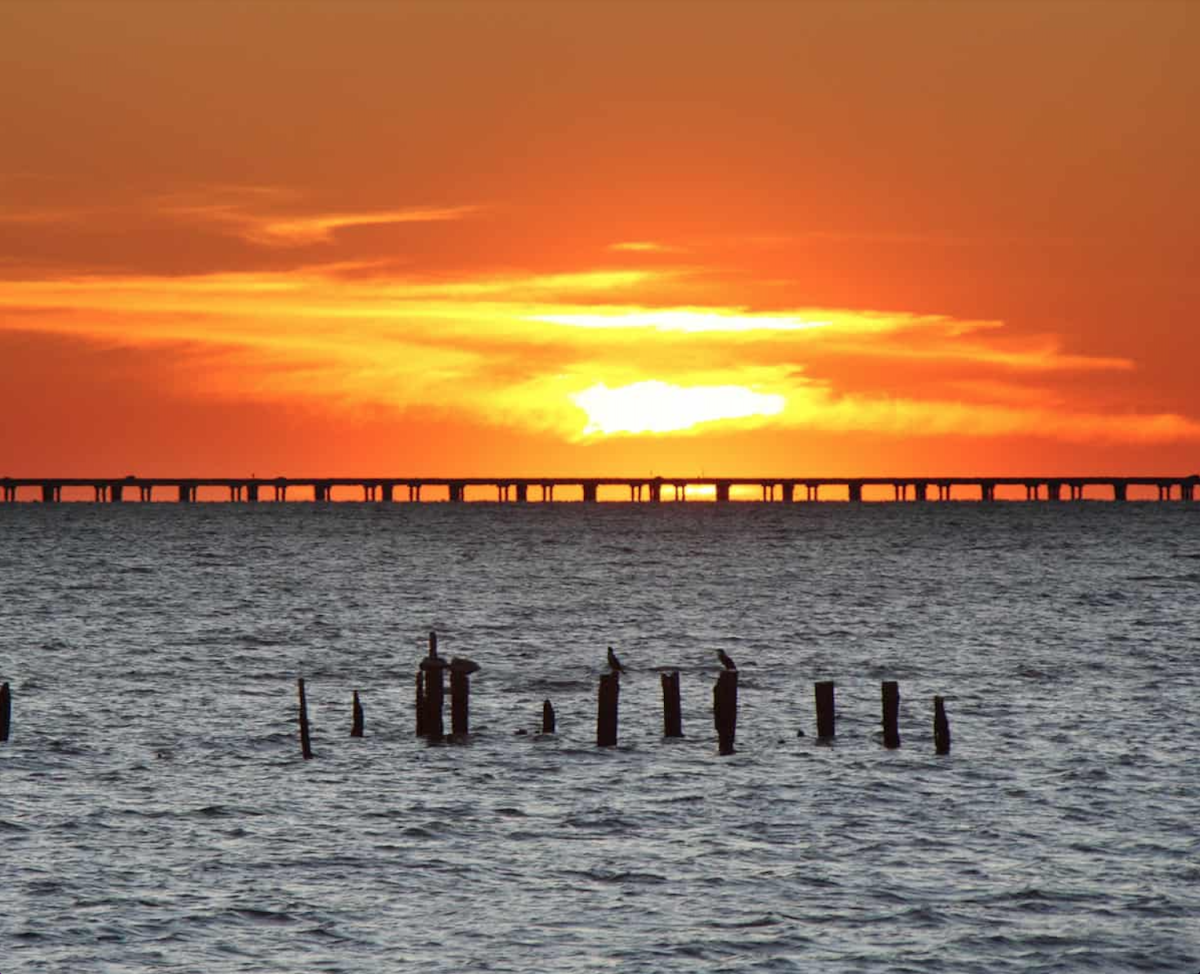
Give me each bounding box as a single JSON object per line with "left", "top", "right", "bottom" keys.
{"left": 607, "top": 646, "right": 626, "bottom": 674}
{"left": 717, "top": 649, "right": 737, "bottom": 671}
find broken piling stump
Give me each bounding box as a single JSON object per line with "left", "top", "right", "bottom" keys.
{"left": 713, "top": 670, "right": 738, "bottom": 755}
{"left": 351, "top": 690, "right": 364, "bottom": 737}
{"left": 597, "top": 672, "right": 619, "bottom": 746}
{"left": 297, "top": 678, "right": 314, "bottom": 760}
{"left": 882, "top": 680, "right": 901, "bottom": 748}
{"left": 542, "top": 699, "right": 556, "bottom": 734}
{"left": 815, "top": 680, "right": 836, "bottom": 739}
{"left": 661, "top": 671, "right": 683, "bottom": 738}
{"left": 0, "top": 682, "right": 10, "bottom": 743}
{"left": 934, "top": 695, "right": 951, "bottom": 754}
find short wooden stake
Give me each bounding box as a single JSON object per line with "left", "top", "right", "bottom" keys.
{"left": 815, "top": 680, "right": 836, "bottom": 739}
{"left": 297, "top": 678, "right": 314, "bottom": 760}
{"left": 450, "top": 670, "right": 470, "bottom": 737}
{"left": 661, "top": 671, "right": 683, "bottom": 737}
{"left": 934, "top": 695, "right": 951, "bottom": 754}
{"left": 351, "top": 690, "right": 364, "bottom": 737}
{"left": 415, "top": 671, "right": 426, "bottom": 737}
{"left": 542, "top": 699, "right": 556, "bottom": 734}
{"left": 597, "top": 672, "right": 619, "bottom": 746}
{"left": 882, "top": 680, "right": 901, "bottom": 748}
{"left": 713, "top": 670, "right": 738, "bottom": 755}
{"left": 0, "top": 682, "right": 10, "bottom": 743}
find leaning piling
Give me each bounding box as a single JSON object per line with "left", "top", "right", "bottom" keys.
{"left": 297, "top": 678, "right": 314, "bottom": 760}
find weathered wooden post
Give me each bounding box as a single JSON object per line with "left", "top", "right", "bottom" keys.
{"left": 882, "top": 681, "right": 901, "bottom": 748}
{"left": 0, "top": 682, "right": 10, "bottom": 743}
{"left": 350, "top": 690, "right": 364, "bottom": 737}
{"left": 420, "top": 631, "right": 446, "bottom": 740}
{"left": 450, "top": 670, "right": 469, "bottom": 737}
{"left": 297, "top": 678, "right": 314, "bottom": 760}
{"left": 414, "top": 671, "right": 426, "bottom": 737}
{"left": 815, "top": 680, "right": 836, "bottom": 739}
{"left": 661, "top": 671, "right": 683, "bottom": 737}
{"left": 542, "top": 699, "right": 556, "bottom": 734}
{"left": 597, "top": 672, "right": 619, "bottom": 746}
{"left": 713, "top": 670, "right": 738, "bottom": 755}
{"left": 934, "top": 695, "right": 951, "bottom": 754}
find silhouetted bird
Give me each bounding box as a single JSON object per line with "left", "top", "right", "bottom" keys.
{"left": 717, "top": 649, "right": 737, "bottom": 671}
{"left": 449, "top": 656, "right": 480, "bottom": 675}
{"left": 607, "top": 646, "right": 626, "bottom": 674}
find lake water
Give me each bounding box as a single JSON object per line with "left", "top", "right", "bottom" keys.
{"left": 2, "top": 500, "right": 1199, "bottom": 972}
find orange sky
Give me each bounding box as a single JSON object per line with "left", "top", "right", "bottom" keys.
{"left": 2, "top": 0, "right": 1198, "bottom": 477}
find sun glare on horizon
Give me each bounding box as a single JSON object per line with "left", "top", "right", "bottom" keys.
{"left": 571, "top": 380, "right": 786, "bottom": 436}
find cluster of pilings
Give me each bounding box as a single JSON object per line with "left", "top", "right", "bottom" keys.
{"left": 292, "top": 638, "right": 953, "bottom": 760}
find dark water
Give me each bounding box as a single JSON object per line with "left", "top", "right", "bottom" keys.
{"left": 2, "top": 501, "right": 1199, "bottom": 972}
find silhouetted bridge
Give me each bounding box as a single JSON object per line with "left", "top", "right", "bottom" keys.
{"left": 2, "top": 475, "right": 1198, "bottom": 503}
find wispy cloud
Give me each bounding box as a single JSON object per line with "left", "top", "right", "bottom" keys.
{"left": 160, "top": 197, "right": 482, "bottom": 246}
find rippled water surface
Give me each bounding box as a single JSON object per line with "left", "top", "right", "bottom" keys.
{"left": 2, "top": 501, "right": 1199, "bottom": 972}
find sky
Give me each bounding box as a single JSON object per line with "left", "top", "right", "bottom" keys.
{"left": 2, "top": 0, "right": 1198, "bottom": 478}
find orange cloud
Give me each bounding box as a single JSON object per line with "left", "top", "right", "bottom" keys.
{"left": 0, "top": 264, "right": 1193, "bottom": 448}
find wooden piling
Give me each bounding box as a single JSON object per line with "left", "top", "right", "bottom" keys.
{"left": 542, "top": 699, "right": 556, "bottom": 734}
{"left": 934, "top": 695, "right": 951, "bottom": 755}
{"left": 882, "top": 680, "right": 901, "bottom": 748}
{"left": 815, "top": 680, "right": 836, "bottom": 739}
{"left": 423, "top": 666, "right": 445, "bottom": 740}
{"left": 0, "top": 682, "right": 10, "bottom": 743}
{"left": 450, "top": 670, "right": 470, "bottom": 737}
{"left": 713, "top": 670, "right": 738, "bottom": 754}
{"left": 415, "top": 671, "right": 426, "bottom": 737}
{"left": 597, "top": 672, "right": 619, "bottom": 746}
{"left": 297, "top": 678, "right": 314, "bottom": 760}
{"left": 351, "top": 690, "right": 364, "bottom": 737}
{"left": 661, "top": 670, "right": 683, "bottom": 737}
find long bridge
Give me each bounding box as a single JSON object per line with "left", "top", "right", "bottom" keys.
{"left": 2, "top": 475, "right": 1198, "bottom": 503}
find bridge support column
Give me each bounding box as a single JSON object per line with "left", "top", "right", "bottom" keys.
{"left": 382, "top": 483, "right": 394, "bottom": 502}
{"left": 649, "top": 481, "right": 662, "bottom": 502}
{"left": 516, "top": 483, "right": 528, "bottom": 503}
{"left": 914, "top": 482, "right": 927, "bottom": 502}
{"left": 41, "top": 484, "right": 59, "bottom": 502}
{"left": 315, "top": 483, "right": 331, "bottom": 502}
{"left": 716, "top": 482, "right": 731, "bottom": 502}
{"left": 111, "top": 483, "right": 124, "bottom": 503}
{"left": 1182, "top": 482, "right": 1195, "bottom": 501}
{"left": 246, "top": 484, "right": 259, "bottom": 503}
{"left": 449, "top": 482, "right": 465, "bottom": 503}
{"left": 1, "top": 483, "right": 14, "bottom": 502}
{"left": 1112, "top": 482, "right": 1127, "bottom": 502}
{"left": 177, "top": 484, "right": 195, "bottom": 503}
{"left": 806, "top": 484, "right": 819, "bottom": 501}
{"left": 782, "top": 482, "right": 795, "bottom": 503}
{"left": 980, "top": 482, "right": 995, "bottom": 502}
{"left": 848, "top": 482, "right": 863, "bottom": 502}
{"left": 582, "top": 483, "right": 598, "bottom": 502}
{"left": 1048, "top": 482, "right": 1062, "bottom": 501}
